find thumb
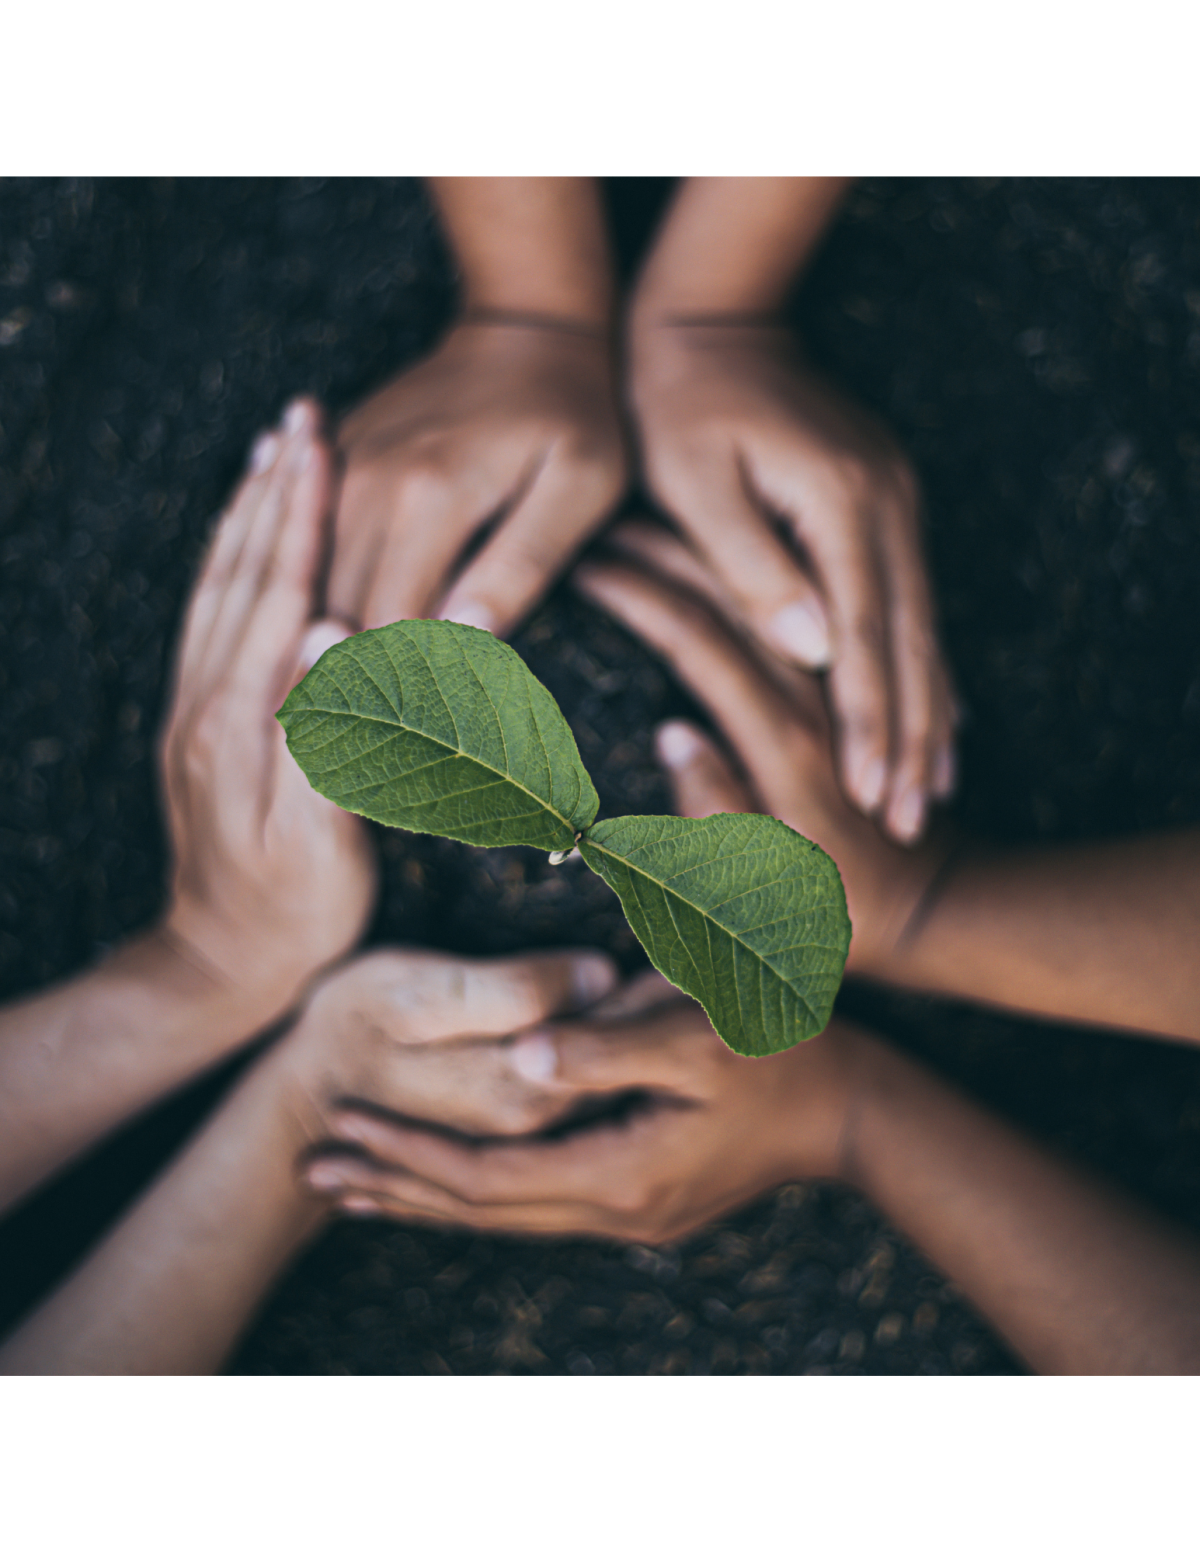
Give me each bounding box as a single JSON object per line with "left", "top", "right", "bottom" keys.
{"left": 509, "top": 997, "right": 710, "bottom": 1096}
{"left": 655, "top": 720, "right": 755, "bottom": 818}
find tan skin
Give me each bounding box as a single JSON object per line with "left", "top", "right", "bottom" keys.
{"left": 0, "top": 401, "right": 377, "bottom": 1215}
{"left": 302, "top": 537, "right": 1200, "bottom": 1374}
{"left": 0, "top": 946, "right": 617, "bottom": 1375}
{"left": 6, "top": 475, "right": 1199, "bottom": 1373}
{"left": 330, "top": 177, "right": 954, "bottom": 841}
{"left": 329, "top": 178, "right": 628, "bottom": 636}
{"left": 628, "top": 178, "right": 957, "bottom": 842}
{"left": 0, "top": 413, "right": 618, "bottom": 1372}
{"left": 578, "top": 525, "right": 1200, "bottom": 1042}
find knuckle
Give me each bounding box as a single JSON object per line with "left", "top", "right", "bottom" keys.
{"left": 394, "top": 457, "right": 450, "bottom": 508}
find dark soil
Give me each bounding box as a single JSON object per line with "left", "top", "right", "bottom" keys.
{"left": 2, "top": 177, "right": 1200, "bottom": 1375}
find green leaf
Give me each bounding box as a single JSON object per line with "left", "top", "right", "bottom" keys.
{"left": 278, "top": 620, "right": 598, "bottom": 851}
{"left": 578, "top": 813, "right": 850, "bottom": 1057}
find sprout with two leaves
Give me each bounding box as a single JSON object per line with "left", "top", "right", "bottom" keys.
{"left": 278, "top": 620, "right": 850, "bottom": 1057}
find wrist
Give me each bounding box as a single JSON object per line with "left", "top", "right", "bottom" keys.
{"left": 100, "top": 925, "right": 265, "bottom": 1057}
{"left": 263, "top": 976, "right": 362, "bottom": 1144}
{"left": 629, "top": 293, "right": 788, "bottom": 339}
{"left": 458, "top": 306, "right": 612, "bottom": 341}
{"left": 832, "top": 1024, "right": 897, "bottom": 1192}
{"left": 457, "top": 265, "right": 613, "bottom": 333}
{"left": 155, "top": 900, "right": 330, "bottom": 1050}
{"left": 851, "top": 831, "right": 977, "bottom": 989}
{"left": 625, "top": 306, "right": 796, "bottom": 406}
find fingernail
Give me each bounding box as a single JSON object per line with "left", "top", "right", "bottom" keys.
{"left": 891, "top": 786, "right": 926, "bottom": 843}
{"left": 439, "top": 599, "right": 498, "bottom": 634}
{"left": 283, "top": 400, "right": 311, "bottom": 436}
{"left": 933, "top": 744, "right": 957, "bottom": 798}
{"left": 655, "top": 720, "right": 705, "bottom": 770}
{"left": 250, "top": 432, "right": 280, "bottom": 474}
{"left": 571, "top": 953, "right": 619, "bottom": 1007}
{"left": 510, "top": 1030, "right": 558, "bottom": 1084}
{"left": 307, "top": 1163, "right": 349, "bottom": 1192}
{"left": 856, "top": 756, "right": 888, "bottom": 811}
{"left": 767, "top": 599, "right": 831, "bottom": 668}
{"left": 298, "top": 618, "right": 352, "bottom": 674}
{"left": 340, "top": 1196, "right": 377, "bottom": 1216}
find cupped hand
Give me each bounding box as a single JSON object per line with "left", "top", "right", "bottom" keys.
{"left": 158, "top": 401, "right": 377, "bottom": 1033}
{"left": 628, "top": 318, "right": 956, "bottom": 842}
{"left": 328, "top": 320, "right": 628, "bottom": 635}
{"left": 571, "top": 527, "right": 951, "bottom": 981}
{"left": 300, "top": 977, "right": 867, "bottom": 1244}
{"left": 278, "top": 944, "right": 620, "bottom": 1142}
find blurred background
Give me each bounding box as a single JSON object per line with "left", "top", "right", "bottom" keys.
{"left": 1, "top": 177, "right": 1199, "bottom": 1374}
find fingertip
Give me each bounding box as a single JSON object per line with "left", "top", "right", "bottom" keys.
{"left": 438, "top": 598, "right": 500, "bottom": 635}
{"left": 932, "top": 743, "right": 957, "bottom": 800}
{"left": 297, "top": 617, "right": 354, "bottom": 676}
{"left": 886, "top": 785, "right": 927, "bottom": 845}
{"left": 848, "top": 752, "right": 888, "bottom": 814}
{"left": 655, "top": 719, "right": 708, "bottom": 771}
{"left": 765, "top": 598, "right": 831, "bottom": 668}
{"left": 570, "top": 952, "right": 620, "bottom": 1009}
{"left": 509, "top": 1029, "right": 559, "bottom": 1084}
{"left": 282, "top": 397, "right": 321, "bottom": 439}
{"left": 249, "top": 431, "right": 281, "bottom": 475}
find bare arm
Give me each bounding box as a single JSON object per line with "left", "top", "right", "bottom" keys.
{"left": 632, "top": 177, "right": 852, "bottom": 322}
{"left": 427, "top": 177, "right": 614, "bottom": 325}
{"left": 873, "top": 831, "right": 1200, "bottom": 1042}
{"left": 846, "top": 1032, "right": 1200, "bottom": 1374}
{"left": 0, "top": 1041, "right": 324, "bottom": 1374}
{"left": 0, "top": 934, "right": 259, "bottom": 1216}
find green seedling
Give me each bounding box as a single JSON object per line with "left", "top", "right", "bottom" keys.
{"left": 278, "top": 620, "right": 850, "bottom": 1056}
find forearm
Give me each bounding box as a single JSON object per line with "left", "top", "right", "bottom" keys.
{"left": 873, "top": 829, "right": 1200, "bottom": 1042}
{"left": 427, "top": 177, "right": 615, "bottom": 327}
{"left": 0, "top": 1044, "right": 327, "bottom": 1375}
{"left": 630, "top": 177, "right": 852, "bottom": 324}
{"left": 842, "top": 1031, "right": 1200, "bottom": 1374}
{"left": 0, "top": 929, "right": 277, "bottom": 1215}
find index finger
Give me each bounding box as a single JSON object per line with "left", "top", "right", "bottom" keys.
{"left": 572, "top": 559, "right": 822, "bottom": 821}
{"left": 326, "top": 946, "right": 620, "bottom": 1045}
{"left": 438, "top": 443, "right": 623, "bottom": 638}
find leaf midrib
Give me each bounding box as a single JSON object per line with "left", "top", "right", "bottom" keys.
{"left": 291, "top": 699, "right": 575, "bottom": 837}
{"left": 581, "top": 835, "right": 824, "bottom": 1022}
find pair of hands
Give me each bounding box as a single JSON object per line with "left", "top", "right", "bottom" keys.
{"left": 331, "top": 306, "right": 955, "bottom": 843}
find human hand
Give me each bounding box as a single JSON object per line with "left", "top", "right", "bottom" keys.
{"left": 328, "top": 320, "right": 628, "bottom": 634}
{"left": 300, "top": 973, "right": 866, "bottom": 1243}
{"left": 158, "top": 401, "right": 377, "bottom": 1035}
{"left": 277, "top": 944, "right": 620, "bottom": 1142}
{"left": 628, "top": 318, "right": 956, "bottom": 842}
{"left": 571, "top": 525, "right": 951, "bottom": 981}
